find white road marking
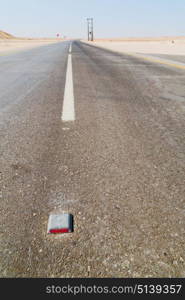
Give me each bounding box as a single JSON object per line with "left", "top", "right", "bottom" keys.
{"left": 61, "top": 43, "right": 75, "bottom": 122}
{"left": 69, "top": 43, "right": 72, "bottom": 54}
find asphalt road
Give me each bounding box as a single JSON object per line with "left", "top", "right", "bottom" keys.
{"left": 0, "top": 40, "right": 185, "bottom": 277}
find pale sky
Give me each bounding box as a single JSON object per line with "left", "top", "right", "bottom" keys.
{"left": 0, "top": 0, "right": 185, "bottom": 38}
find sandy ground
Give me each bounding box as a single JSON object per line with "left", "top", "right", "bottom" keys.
{"left": 83, "top": 37, "right": 185, "bottom": 56}
{"left": 0, "top": 39, "right": 64, "bottom": 55}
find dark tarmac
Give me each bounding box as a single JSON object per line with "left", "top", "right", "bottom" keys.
{"left": 0, "top": 41, "right": 185, "bottom": 277}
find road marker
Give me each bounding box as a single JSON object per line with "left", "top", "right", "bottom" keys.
{"left": 61, "top": 43, "right": 75, "bottom": 122}
{"left": 47, "top": 213, "right": 73, "bottom": 234}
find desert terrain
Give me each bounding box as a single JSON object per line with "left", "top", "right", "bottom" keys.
{"left": 83, "top": 36, "right": 185, "bottom": 56}
{"left": 0, "top": 30, "right": 63, "bottom": 55}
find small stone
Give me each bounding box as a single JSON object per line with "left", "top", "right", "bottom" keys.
{"left": 122, "top": 260, "right": 130, "bottom": 269}
{"left": 173, "top": 260, "right": 178, "bottom": 266}
{"left": 133, "top": 272, "right": 140, "bottom": 277}
{"left": 62, "top": 127, "right": 70, "bottom": 131}
{"left": 179, "top": 257, "right": 184, "bottom": 263}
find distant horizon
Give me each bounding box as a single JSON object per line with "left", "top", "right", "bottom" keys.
{"left": 2, "top": 30, "right": 185, "bottom": 40}
{"left": 1, "top": 29, "right": 185, "bottom": 40}
{"left": 1, "top": 33, "right": 185, "bottom": 40}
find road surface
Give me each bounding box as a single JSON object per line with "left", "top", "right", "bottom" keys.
{"left": 0, "top": 41, "right": 185, "bottom": 277}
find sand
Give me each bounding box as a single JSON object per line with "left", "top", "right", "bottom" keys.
{"left": 0, "top": 39, "right": 64, "bottom": 55}
{"left": 83, "top": 37, "right": 185, "bottom": 56}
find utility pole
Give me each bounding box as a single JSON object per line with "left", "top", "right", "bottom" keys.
{"left": 87, "top": 18, "right": 94, "bottom": 41}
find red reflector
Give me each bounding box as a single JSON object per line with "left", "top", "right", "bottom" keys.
{"left": 49, "top": 228, "right": 70, "bottom": 234}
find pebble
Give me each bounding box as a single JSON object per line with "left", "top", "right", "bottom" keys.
{"left": 179, "top": 257, "right": 184, "bottom": 263}
{"left": 122, "top": 260, "right": 130, "bottom": 269}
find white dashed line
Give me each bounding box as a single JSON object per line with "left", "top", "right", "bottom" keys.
{"left": 61, "top": 43, "right": 75, "bottom": 122}
{"left": 69, "top": 43, "right": 72, "bottom": 54}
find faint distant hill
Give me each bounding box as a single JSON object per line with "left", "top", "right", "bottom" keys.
{"left": 0, "top": 30, "right": 15, "bottom": 39}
